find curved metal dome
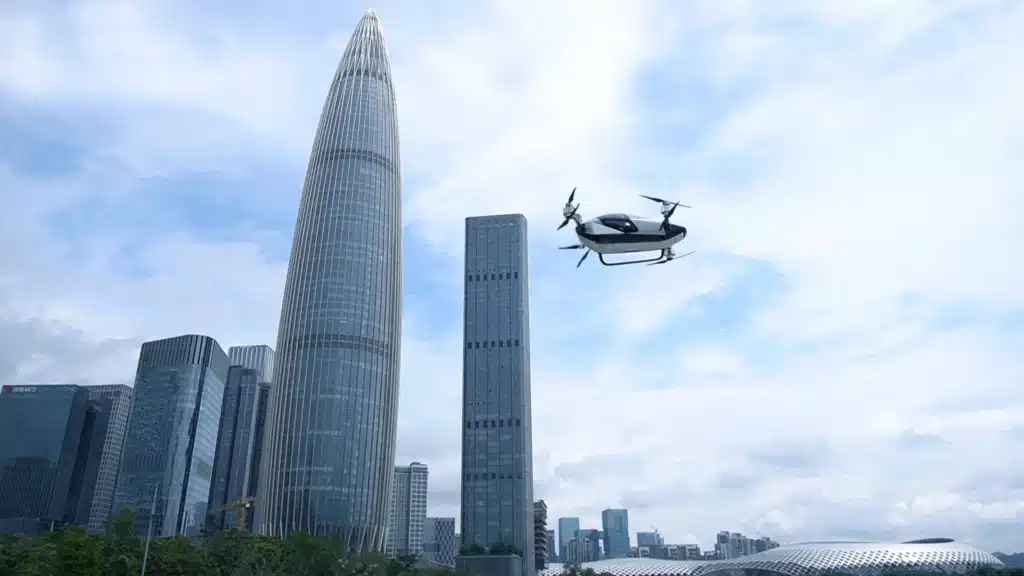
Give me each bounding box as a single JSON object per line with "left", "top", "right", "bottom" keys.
{"left": 540, "top": 540, "right": 1003, "bottom": 576}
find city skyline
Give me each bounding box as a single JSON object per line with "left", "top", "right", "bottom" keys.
{"left": 1, "top": 1, "right": 1021, "bottom": 553}
{"left": 254, "top": 7, "right": 404, "bottom": 549}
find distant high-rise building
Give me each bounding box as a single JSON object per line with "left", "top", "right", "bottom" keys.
{"left": 114, "top": 335, "right": 229, "bottom": 537}
{"left": 256, "top": 9, "right": 403, "bottom": 551}
{"left": 545, "top": 529, "right": 556, "bottom": 563}
{"left": 601, "top": 508, "right": 630, "bottom": 558}
{"left": 207, "top": 366, "right": 262, "bottom": 531}
{"left": 227, "top": 345, "right": 274, "bottom": 508}
{"left": 84, "top": 385, "right": 133, "bottom": 533}
{"left": 576, "top": 529, "right": 603, "bottom": 561}
{"left": 534, "top": 500, "right": 549, "bottom": 570}
{"left": 460, "top": 214, "right": 534, "bottom": 576}
{"left": 0, "top": 385, "right": 110, "bottom": 533}
{"left": 423, "top": 516, "right": 457, "bottom": 567}
{"left": 637, "top": 531, "right": 663, "bottom": 548}
{"left": 558, "top": 517, "right": 580, "bottom": 559}
{"left": 387, "top": 462, "right": 428, "bottom": 557}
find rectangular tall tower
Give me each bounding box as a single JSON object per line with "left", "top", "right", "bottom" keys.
{"left": 207, "top": 366, "right": 263, "bottom": 531}
{"left": 227, "top": 345, "right": 274, "bottom": 507}
{"left": 558, "top": 517, "right": 580, "bottom": 559}
{"left": 601, "top": 508, "right": 630, "bottom": 558}
{"left": 114, "top": 334, "right": 229, "bottom": 538}
{"left": 85, "top": 384, "right": 133, "bottom": 533}
{"left": 387, "top": 462, "right": 428, "bottom": 557}
{"left": 0, "top": 385, "right": 110, "bottom": 533}
{"left": 460, "top": 214, "right": 534, "bottom": 576}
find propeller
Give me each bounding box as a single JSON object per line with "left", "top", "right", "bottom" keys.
{"left": 559, "top": 244, "right": 584, "bottom": 250}
{"left": 647, "top": 250, "right": 695, "bottom": 266}
{"left": 639, "top": 194, "right": 691, "bottom": 230}
{"left": 557, "top": 187, "right": 580, "bottom": 231}
{"left": 639, "top": 194, "right": 691, "bottom": 208}
{"left": 576, "top": 250, "right": 591, "bottom": 268}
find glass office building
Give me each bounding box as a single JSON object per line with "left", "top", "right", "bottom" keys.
{"left": 460, "top": 214, "right": 535, "bottom": 576}
{"left": 207, "top": 366, "right": 262, "bottom": 531}
{"left": 0, "top": 385, "right": 101, "bottom": 531}
{"left": 255, "top": 9, "right": 403, "bottom": 550}
{"left": 85, "top": 384, "right": 133, "bottom": 533}
{"left": 602, "top": 508, "right": 630, "bottom": 559}
{"left": 226, "top": 345, "right": 274, "bottom": 520}
{"left": 114, "top": 335, "right": 229, "bottom": 537}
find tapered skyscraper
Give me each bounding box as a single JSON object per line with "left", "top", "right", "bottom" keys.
{"left": 254, "top": 8, "right": 402, "bottom": 549}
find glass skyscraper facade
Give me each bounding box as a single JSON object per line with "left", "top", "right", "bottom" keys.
{"left": 601, "top": 508, "right": 630, "bottom": 558}
{"left": 207, "top": 366, "right": 262, "bottom": 531}
{"left": 85, "top": 384, "right": 133, "bottom": 533}
{"left": 558, "top": 517, "right": 580, "bottom": 558}
{"left": 387, "top": 462, "right": 428, "bottom": 557}
{"left": 114, "top": 334, "right": 229, "bottom": 538}
{"left": 0, "top": 385, "right": 100, "bottom": 531}
{"left": 255, "top": 8, "right": 403, "bottom": 550}
{"left": 227, "top": 345, "right": 274, "bottom": 516}
{"left": 460, "top": 214, "right": 535, "bottom": 576}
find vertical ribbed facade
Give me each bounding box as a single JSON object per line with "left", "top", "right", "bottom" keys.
{"left": 254, "top": 8, "right": 402, "bottom": 550}
{"left": 460, "top": 214, "right": 535, "bottom": 576}
{"left": 85, "top": 384, "right": 133, "bottom": 533}
{"left": 114, "top": 334, "right": 229, "bottom": 537}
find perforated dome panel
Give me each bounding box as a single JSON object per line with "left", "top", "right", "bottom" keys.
{"left": 539, "top": 541, "right": 1003, "bottom": 576}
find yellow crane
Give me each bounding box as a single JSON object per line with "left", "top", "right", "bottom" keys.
{"left": 208, "top": 497, "right": 255, "bottom": 531}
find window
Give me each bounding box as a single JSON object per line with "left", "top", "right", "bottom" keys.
{"left": 506, "top": 339, "right": 511, "bottom": 347}
{"left": 516, "top": 418, "right": 521, "bottom": 426}
{"left": 499, "top": 341, "right": 504, "bottom": 347}
{"left": 490, "top": 420, "right": 496, "bottom": 427}
{"left": 467, "top": 342, "right": 471, "bottom": 349}
{"left": 514, "top": 272, "right": 518, "bottom": 278}
{"left": 599, "top": 216, "right": 638, "bottom": 233}
{"left": 483, "top": 420, "right": 488, "bottom": 428}
{"left": 514, "top": 339, "right": 520, "bottom": 346}
{"left": 466, "top": 421, "right": 471, "bottom": 428}
{"left": 474, "top": 421, "right": 479, "bottom": 428}
{"left": 491, "top": 274, "right": 496, "bottom": 280}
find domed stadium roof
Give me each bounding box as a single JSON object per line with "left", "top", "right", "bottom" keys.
{"left": 540, "top": 540, "right": 1003, "bottom": 576}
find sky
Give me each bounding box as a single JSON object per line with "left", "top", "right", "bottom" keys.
{"left": 1, "top": 0, "right": 1023, "bottom": 553}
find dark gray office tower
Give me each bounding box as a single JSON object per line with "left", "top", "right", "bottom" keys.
{"left": 85, "top": 384, "right": 133, "bottom": 533}
{"left": 207, "top": 366, "right": 262, "bottom": 531}
{"left": 0, "top": 385, "right": 110, "bottom": 533}
{"left": 255, "top": 8, "right": 403, "bottom": 550}
{"left": 226, "top": 345, "right": 274, "bottom": 507}
{"left": 114, "top": 335, "right": 229, "bottom": 537}
{"left": 601, "top": 508, "right": 630, "bottom": 558}
{"left": 460, "top": 214, "right": 534, "bottom": 576}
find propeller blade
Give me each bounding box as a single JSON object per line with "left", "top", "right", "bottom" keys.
{"left": 647, "top": 259, "right": 668, "bottom": 266}
{"left": 559, "top": 244, "right": 583, "bottom": 250}
{"left": 665, "top": 202, "right": 679, "bottom": 219}
{"left": 639, "top": 194, "right": 666, "bottom": 204}
{"left": 576, "top": 250, "right": 590, "bottom": 268}
{"left": 557, "top": 219, "right": 571, "bottom": 231}
{"left": 568, "top": 187, "right": 576, "bottom": 204}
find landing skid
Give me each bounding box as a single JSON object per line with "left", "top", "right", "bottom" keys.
{"left": 598, "top": 250, "right": 668, "bottom": 266}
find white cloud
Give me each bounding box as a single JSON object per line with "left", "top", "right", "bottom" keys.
{"left": 1, "top": 0, "right": 1023, "bottom": 553}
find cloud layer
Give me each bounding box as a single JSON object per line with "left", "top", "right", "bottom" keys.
{"left": 2, "top": 0, "right": 1022, "bottom": 552}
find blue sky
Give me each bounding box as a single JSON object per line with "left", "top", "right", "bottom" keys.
{"left": 1, "top": 0, "right": 1023, "bottom": 552}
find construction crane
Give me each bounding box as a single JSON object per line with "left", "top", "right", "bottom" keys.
{"left": 207, "top": 497, "right": 255, "bottom": 531}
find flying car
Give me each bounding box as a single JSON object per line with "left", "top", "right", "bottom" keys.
{"left": 557, "top": 187, "right": 694, "bottom": 267}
